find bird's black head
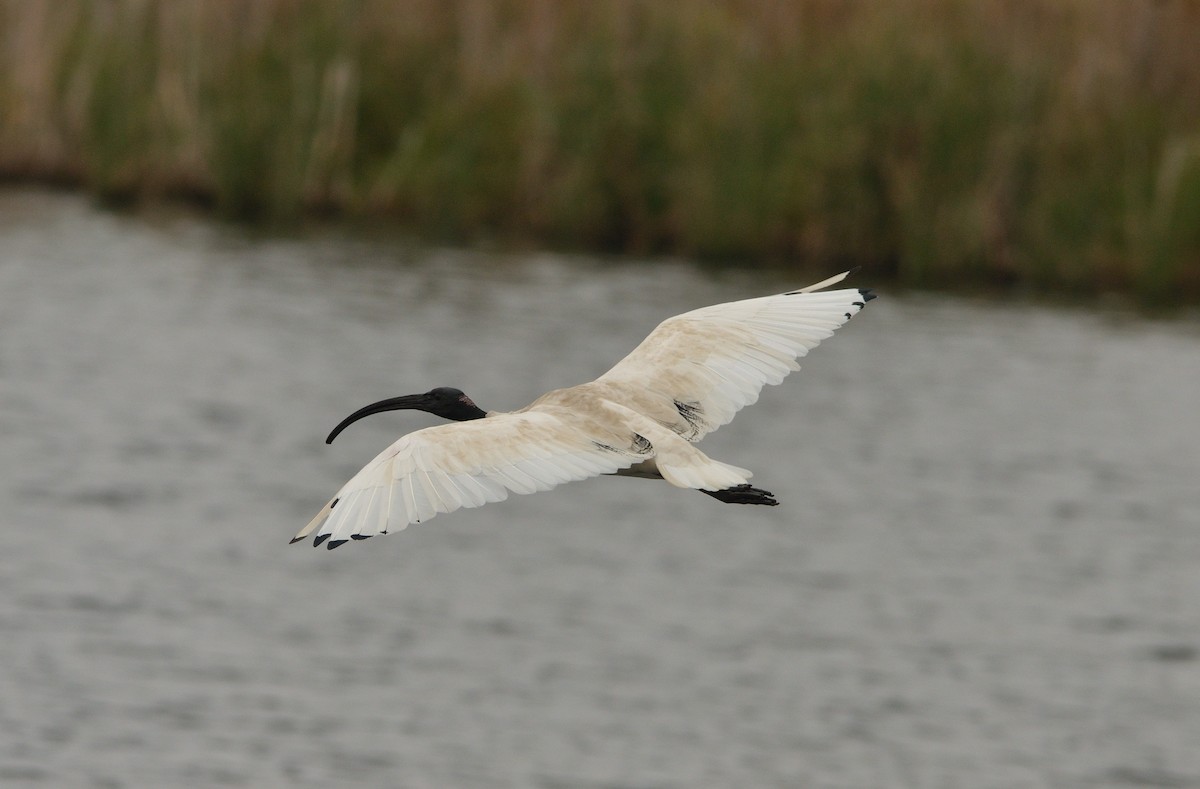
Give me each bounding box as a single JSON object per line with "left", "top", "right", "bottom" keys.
{"left": 325, "top": 387, "right": 487, "bottom": 444}
{"left": 422, "top": 387, "right": 487, "bottom": 421}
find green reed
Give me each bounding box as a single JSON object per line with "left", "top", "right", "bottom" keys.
{"left": 1, "top": 0, "right": 1198, "bottom": 301}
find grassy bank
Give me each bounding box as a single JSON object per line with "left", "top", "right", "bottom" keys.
{"left": 2, "top": 1, "right": 1199, "bottom": 301}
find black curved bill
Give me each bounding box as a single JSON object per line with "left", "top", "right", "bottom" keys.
{"left": 325, "top": 394, "right": 427, "bottom": 444}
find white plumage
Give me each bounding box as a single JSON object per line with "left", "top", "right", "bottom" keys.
{"left": 294, "top": 269, "right": 873, "bottom": 549}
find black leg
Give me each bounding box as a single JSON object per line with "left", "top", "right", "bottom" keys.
{"left": 700, "top": 484, "right": 779, "bottom": 506}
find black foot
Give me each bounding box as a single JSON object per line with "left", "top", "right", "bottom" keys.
{"left": 701, "top": 484, "right": 779, "bottom": 506}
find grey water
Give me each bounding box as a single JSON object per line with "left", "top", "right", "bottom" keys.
{"left": 1, "top": 189, "right": 1198, "bottom": 789}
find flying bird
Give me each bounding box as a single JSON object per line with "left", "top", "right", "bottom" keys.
{"left": 294, "top": 270, "right": 874, "bottom": 549}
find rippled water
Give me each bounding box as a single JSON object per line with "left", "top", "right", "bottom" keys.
{"left": 1, "top": 190, "right": 1199, "bottom": 788}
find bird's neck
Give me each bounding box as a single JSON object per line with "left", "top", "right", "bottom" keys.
{"left": 441, "top": 403, "right": 488, "bottom": 421}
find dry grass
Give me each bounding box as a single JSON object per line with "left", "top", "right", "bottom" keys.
{"left": 2, "top": 0, "right": 1198, "bottom": 300}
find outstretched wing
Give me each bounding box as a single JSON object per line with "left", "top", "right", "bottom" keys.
{"left": 597, "top": 270, "right": 873, "bottom": 442}
{"left": 293, "top": 410, "right": 647, "bottom": 549}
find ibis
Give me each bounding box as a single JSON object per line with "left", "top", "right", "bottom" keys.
{"left": 294, "top": 270, "right": 874, "bottom": 549}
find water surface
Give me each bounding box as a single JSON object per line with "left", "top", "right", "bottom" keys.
{"left": 1, "top": 190, "right": 1198, "bottom": 788}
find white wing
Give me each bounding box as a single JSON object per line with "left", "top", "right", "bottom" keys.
{"left": 597, "top": 270, "right": 872, "bottom": 441}
{"left": 294, "top": 410, "right": 647, "bottom": 548}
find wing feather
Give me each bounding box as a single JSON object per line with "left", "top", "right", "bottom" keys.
{"left": 297, "top": 409, "right": 647, "bottom": 547}
{"left": 597, "top": 270, "right": 872, "bottom": 441}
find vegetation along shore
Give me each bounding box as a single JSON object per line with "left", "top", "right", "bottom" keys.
{"left": 1, "top": 1, "right": 1198, "bottom": 302}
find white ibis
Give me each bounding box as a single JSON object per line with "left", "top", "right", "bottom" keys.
{"left": 294, "top": 269, "right": 874, "bottom": 549}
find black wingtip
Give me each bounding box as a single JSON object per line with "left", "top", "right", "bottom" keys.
{"left": 859, "top": 288, "right": 877, "bottom": 302}
{"left": 326, "top": 539, "right": 348, "bottom": 550}
{"left": 350, "top": 534, "right": 371, "bottom": 541}
{"left": 289, "top": 535, "right": 305, "bottom": 545}
{"left": 313, "top": 533, "right": 331, "bottom": 547}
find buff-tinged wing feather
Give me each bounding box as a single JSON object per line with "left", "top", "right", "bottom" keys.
{"left": 296, "top": 410, "right": 649, "bottom": 548}
{"left": 597, "top": 270, "right": 873, "bottom": 441}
